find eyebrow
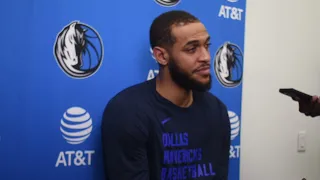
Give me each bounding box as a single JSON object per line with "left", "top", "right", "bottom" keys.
{"left": 184, "top": 36, "right": 211, "bottom": 47}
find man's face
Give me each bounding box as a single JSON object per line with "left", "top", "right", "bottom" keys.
{"left": 167, "top": 22, "right": 212, "bottom": 91}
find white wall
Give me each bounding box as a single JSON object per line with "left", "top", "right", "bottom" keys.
{"left": 241, "top": 0, "right": 320, "bottom": 179}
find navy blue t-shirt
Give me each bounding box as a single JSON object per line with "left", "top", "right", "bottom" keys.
{"left": 101, "top": 78, "right": 231, "bottom": 180}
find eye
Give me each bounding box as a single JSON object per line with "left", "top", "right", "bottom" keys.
{"left": 187, "top": 47, "right": 197, "bottom": 53}
{"left": 205, "top": 43, "right": 212, "bottom": 49}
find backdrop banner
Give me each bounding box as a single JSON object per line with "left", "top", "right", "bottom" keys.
{"left": 1, "top": 0, "right": 246, "bottom": 179}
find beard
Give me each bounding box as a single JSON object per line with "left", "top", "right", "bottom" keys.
{"left": 168, "top": 58, "right": 212, "bottom": 92}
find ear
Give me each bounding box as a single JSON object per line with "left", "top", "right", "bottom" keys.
{"left": 152, "top": 46, "right": 169, "bottom": 66}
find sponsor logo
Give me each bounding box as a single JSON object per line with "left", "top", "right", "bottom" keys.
{"left": 230, "top": 145, "right": 240, "bottom": 159}
{"left": 154, "top": 0, "right": 180, "bottom": 7}
{"left": 147, "top": 69, "right": 159, "bottom": 80}
{"left": 227, "top": 0, "right": 239, "bottom": 2}
{"left": 214, "top": 42, "right": 243, "bottom": 88}
{"left": 229, "top": 111, "right": 240, "bottom": 141}
{"left": 219, "top": 0, "right": 244, "bottom": 21}
{"left": 55, "top": 106, "right": 95, "bottom": 167}
{"left": 60, "top": 107, "right": 93, "bottom": 145}
{"left": 161, "top": 117, "right": 172, "bottom": 125}
{"left": 228, "top": 110, "right": 241, "bottom": 159}
{"left": 55, "top": 150, "right": 95, "bottom": 167}
{"left": 54, "top": 21, "right": 104, "bottom": 79}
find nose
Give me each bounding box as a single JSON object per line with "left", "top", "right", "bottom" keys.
{"left": 199, "top": 47, "right": 211, "bottom": 63}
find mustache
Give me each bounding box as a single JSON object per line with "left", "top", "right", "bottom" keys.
{"left": 193, "top": 64, "right": 211, "bottom": 73}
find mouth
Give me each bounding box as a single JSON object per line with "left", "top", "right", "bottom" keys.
{"left": 195, "top": 66, "right": 211, "bottom": 75}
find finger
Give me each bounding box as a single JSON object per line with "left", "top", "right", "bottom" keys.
{"left": 312, "top": 95, "right": 318, "bottom": 102}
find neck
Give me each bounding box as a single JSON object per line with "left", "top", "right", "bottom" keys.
{"left": 155, "top": 71, "right": 193, "bottom": 108}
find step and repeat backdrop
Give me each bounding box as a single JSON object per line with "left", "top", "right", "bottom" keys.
{"left": 1, "top": 0, "right": 246, "bottom": 179}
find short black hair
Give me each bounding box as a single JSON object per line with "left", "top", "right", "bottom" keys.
{"left": 149, "top": 10, "right": 200, "bottom": 49}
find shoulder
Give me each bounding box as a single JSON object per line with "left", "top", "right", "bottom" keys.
{"left": 101, "top": 81, "right": 153, "bottom": 136}
{"left": 102, "top": 80, "right": 153, "bottom": 124}
{"left": 101, "top": 81, "right": 151, "bottom": 140}
{"left": 106, "top": 80, "right": 153, "bottom": 110}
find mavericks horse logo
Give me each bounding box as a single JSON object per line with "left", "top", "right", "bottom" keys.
{"left": 54, "top": 21, "right": 104, "bottom": 79}
{"left": 214, "top": 42, "right": 243, "bottom": 87}
{"left": 154, "top": 0, "right": 180, "bottom": 7}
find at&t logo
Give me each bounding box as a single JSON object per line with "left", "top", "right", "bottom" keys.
{"left": 60, "top": 107, "right": 92, "bottom": 144}
{"left": 55, "top": 107, "right": 95, "bottom": 167}
{"left": 229, "top": 111, "right": 240, "bottom": 140}
{"left": 228, "top": 110, "right": 241, "bottom": 159}
{"left": 230, "top": 145, "right": 240, "bottom": 159}
{"left": 218, "top": 0, "right": 244, "bottom": 21}
{"left": 55, "top": 150, "right": 95, "bottom": 167}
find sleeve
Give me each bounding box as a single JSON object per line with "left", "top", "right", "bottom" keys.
{"left": 101, "top": 99, "right": 149, "bottom": 180}
{"left": 217, "top": 101, "right": 231, "bottom": 180}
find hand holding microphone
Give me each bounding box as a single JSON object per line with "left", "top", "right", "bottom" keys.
{"left": 297, "top": 95, "right": 320, "bottom": 117}
{"left": 279, "top": 88, "right": 320, "bottom": 117}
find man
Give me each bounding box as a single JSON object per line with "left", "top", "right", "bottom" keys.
{"left": 297, "top": 95, "right": 320, "bottom": 117}
{"left": 101, "top": 10, "right": 231, "bottom": 180}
